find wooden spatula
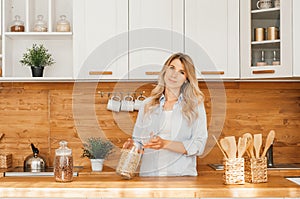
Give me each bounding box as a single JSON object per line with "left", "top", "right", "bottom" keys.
{"left": 261, "top": 130, "right": 276, "bottom": 158}
{"left": 220, "top": 138, "right": 230, "bottom": 159}
{"left": 253, "top": 134, "right": 262, "bottom": 158}
{"left": 237, "top": 137, "right": 247, "bottom": 158}
{"left": 212, "top": 135, "right": 228, "bottom": 158}
{"left": 225, "top": 136, "right": 237, "bottom": 159}
{"left": 242, "top": 133, "right": 255, "bottom": 158}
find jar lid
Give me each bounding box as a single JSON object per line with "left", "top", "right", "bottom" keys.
{"left": 35, "top": 15, "right": 46, "bottom": 26}
{"left": 12, "top": 15, "right": 24, "bottom": 26}
{"left": 57, "top": 15, "right": 70, "bottom": 25}
{"left": 55, "top": 140, "right": 72, "bottom": 156}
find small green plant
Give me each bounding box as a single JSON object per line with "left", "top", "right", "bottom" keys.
{"left": 82, "top": 137, "right": 114, "bottom": 159}
{"left": 20, "top": 44, "right": 55, "bottom": 68}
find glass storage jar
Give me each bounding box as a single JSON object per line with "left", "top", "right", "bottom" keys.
{"left": 10, "top": 15, "right": 25, "bottom": 32}
{"left": 116, "top": 140, "right": 143, "bottom": 179}
{"left": 54, "top": 140, "right": 73, "bottom": 182}
{"left": 56, "top": 15, "right": 71, "bottom": 32}
{"left": 33, "top": 15, "right": 47, "bottom": 32}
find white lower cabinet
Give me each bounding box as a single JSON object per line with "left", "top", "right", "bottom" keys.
{"left": 128, "top": 0, "right": 184, "bottom": 80}
{"left": 185, "top": 0, "right": 240, "bottom": 79}
{"left": 293, "top": 0, "right": 300, "bottom": 76}
{"left": 73, "top": 0, "right": 128, "bottom": 80}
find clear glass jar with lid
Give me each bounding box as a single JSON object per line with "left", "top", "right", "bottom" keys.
{"left": 116, "top": 140, "right": 143, "bottom": 179}
{"left": 54, "top": 140, "right": 73, "bottom": 182}
{"left": 33, "top": 15, "right": 47, "bottom": 32}
{"left": 56, "top": 15, "right": 71, "bottom": 32}
{"left": 10, "top": 15, "right": 25, "bottom": 32}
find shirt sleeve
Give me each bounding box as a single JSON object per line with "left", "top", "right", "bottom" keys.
{"left": 132, "top": 98, "right": 149, "bottom": 139}
{"left": 182, "top": 102, "right": 208, "bottom": 156}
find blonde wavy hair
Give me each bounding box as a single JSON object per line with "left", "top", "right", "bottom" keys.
{"left": 144, "top": 53, "right": 204, "bottom": 124}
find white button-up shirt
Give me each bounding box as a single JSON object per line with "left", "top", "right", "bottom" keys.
{"left": 132, "top": 94, "right": 208, "bottom": 176}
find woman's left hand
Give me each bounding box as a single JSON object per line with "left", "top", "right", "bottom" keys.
{"left": 143, "top": 136, "right": 168, "bottom": 150}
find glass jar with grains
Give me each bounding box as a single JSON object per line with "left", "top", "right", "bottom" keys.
{"left": 116, "top": 140, "right": 143, "bottom": 180}
{"left": 10, "top": 15, "right": 25, "bottom": 32}
{"left": 54, "top": 140, "right": 73, "bottom": 182}
{"left": 56, "top": 15, "right": 71, "bottom": 32}
{"left": 33, "top": 15, "right": 47, "bottom": 32}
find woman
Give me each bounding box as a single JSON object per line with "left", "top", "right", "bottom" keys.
{"left": 124, "top": 53, "right": 208, "bottom": 176}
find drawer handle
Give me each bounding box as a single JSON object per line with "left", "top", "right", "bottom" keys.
{"left": 145, "top": 71, "right": 160, "bottom": 75}
{"left": 89, "top": 71, "right": 113, "bottom": 75}
{"left": 252, "top": 70, "right": 275, "bottom": 74}
{"left": 201, "top": 71, "right": 225, "bottom": 75}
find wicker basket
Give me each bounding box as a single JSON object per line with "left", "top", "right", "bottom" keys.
{"left": 223, "top": 158, "right": 245, "bottom": 185}
{"left": 245, "top": 157, "right": 267, "bottom": 183}
{"left": 0, "top": 153, "right": 12, "bottom": 168}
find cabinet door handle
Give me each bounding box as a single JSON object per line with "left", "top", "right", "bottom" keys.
{"left": 89, "top": 71, "right": 113, "bottom": 75}
{"left": 145, "top": 71, "right": 160, "bottom": 75}
{"left": 252, "top": 70, "right": 275, "bottom": 74}
{"left": 201, "top": 71, "right": 225, "bottom": 75}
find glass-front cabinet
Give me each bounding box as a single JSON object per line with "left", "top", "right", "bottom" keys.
{"left": 240, "top": 0, "right": 293, "bottom": 78}
{"left": 1, "top": 0, "right": 73, "bottom": 80}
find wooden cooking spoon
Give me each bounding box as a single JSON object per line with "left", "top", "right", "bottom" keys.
{"left": 261, "top": 130, "right": 276, "bottom": 158}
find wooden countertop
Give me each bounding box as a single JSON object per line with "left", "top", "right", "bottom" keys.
{"left": 0, "top": 169, "right": 299, "bottom": 198}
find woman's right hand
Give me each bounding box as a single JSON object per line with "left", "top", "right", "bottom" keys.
{"left": 122, "top": 138, "right": 134, "bottom": 149}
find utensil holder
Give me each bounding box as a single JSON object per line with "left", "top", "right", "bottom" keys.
{"left": 0, "top": 153, "right": 12, "bottom": 168}
{"left": 245, "top": 157, "right": 268, "bottom": 183}
{"left": 223, "top": 158, "right": 245, "bottom": 185}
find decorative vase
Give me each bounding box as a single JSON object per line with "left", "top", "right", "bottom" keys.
{"left": 90, "top": 159, "right": 104, "bottom": 171}
{"left": 31, "top": 66, "right": 44, "bottom": 77}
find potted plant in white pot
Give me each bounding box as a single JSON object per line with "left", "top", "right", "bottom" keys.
{"left": 20, "top": 44, "right": 55, "bottom": 77}
{"left": 82, "top": 137, "right": 114, "bottom": 171}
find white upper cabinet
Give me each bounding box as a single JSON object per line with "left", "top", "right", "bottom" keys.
{"left": 293, "top": 0, "right": 300, "bottom": 76}
{"left": 185, "top": 0, "right": 239, "bottom": 79}
{"left": 2, "top": 0, "right": 73, "bottom": 80}
{"left": 240, "top": 0, "right": 293, "bottom": 78}
{"left": 73, "top": 0, "right": 128, "bottom": 80}
{"left": 128, "top": 0, "right": 184, "bottom": 79}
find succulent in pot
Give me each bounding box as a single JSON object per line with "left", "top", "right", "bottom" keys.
{"left": 82, "top": 137, "right": 114, "bottom": 171}
{"left": 19, "top": 44, "right": 55, "bottom": 77}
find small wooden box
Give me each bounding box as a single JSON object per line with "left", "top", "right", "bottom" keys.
{"left": 245, "top": 157, "right": 268, "bottom": 183}
{"left": 0, "top": 153, "right": 13, "bottom": 168}
{"left": 223, "top": 158, "right": 245, "bottom": 185}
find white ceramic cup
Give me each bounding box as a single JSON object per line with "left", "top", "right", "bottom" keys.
{"left": 121, "top": 95, "right": 134, "bottom": 112}
{"left": 134, "top": 95, "right": 146, "bottom": 111}
{"left": 107, "top": 96, "right": 121, "bottom": 112}
{"left": 256, "top": 0, "right": 272, "bottom": 9}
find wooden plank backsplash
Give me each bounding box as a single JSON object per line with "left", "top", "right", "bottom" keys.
{"left": 0, "top": 82, "right": 299, "bottom": 169}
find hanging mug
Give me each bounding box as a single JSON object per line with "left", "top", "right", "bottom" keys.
{"left": 256, "top": 0, "right": 272, "bottom": 9}
{"left": 134, "top": 95, "right": 146, "bottom": 111}
{"left": 107, "top": 95, "right": 121, "bottom": 112}
{"left": 121, "top": 95, "right": 134, "bottom": 112}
